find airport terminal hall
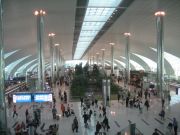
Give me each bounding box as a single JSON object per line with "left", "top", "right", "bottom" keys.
{"left": 1, "top": 0, "right": 180, "bottom": 135}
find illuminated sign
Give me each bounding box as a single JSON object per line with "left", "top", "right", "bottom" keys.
{"left": 13, "top": 93, "right": 32, "bottom": 103}
{"left": 12, "top": 92, "right": 52, "bottom": 103}
{"left": 34, "top": 93, "right": 52, "bottom": 102}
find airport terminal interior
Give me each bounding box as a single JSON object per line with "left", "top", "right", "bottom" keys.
{"left": 0, "top": 0, "right": 180, "bottom": 135}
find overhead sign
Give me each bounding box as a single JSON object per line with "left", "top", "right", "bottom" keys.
{"left": 12, "top": 92, "right": 53, "bottom": 103}
{"left": 13, "top": 93, "right": 32, "bottom": 103}
{"left": 33, "top": 93, "right": 52, "bottom": 102}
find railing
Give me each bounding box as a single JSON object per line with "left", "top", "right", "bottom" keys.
{"left": 5, "top": 82, "right": 27, "bottom": 95}
{"left": 116, "top": 122, "right": 143, "bottom": 135}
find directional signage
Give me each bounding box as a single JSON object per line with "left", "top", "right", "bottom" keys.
{"left": 13, "top": 93, "right": 32, "bottom": 103}
{"left": 12, "top": 92, "right": 53, "bottom": 103}
{"left": 33, "top": 93, "right": 52, "bottom": 102}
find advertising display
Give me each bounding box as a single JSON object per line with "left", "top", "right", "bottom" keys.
{"left": 34, "top": 93, "right": 53, "bottom": 102}
{"left": 13, "top": 93, "right": 32, "bottom": 103}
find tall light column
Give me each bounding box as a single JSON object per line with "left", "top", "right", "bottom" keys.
{"left": 34, "top": 10, "right": 46, "bottom": 91}
{"left": 124, "top": 33, "right": 131, "bottom": 88}
{"left": 110, "top": 43, "right": 115, "bottom": 75}
{"left": 48, "top": 33, "right": 55, "bottom": 86}
{"left": 92, "top": 56, "right": 94, "bottom": 65}
{"left": 0, "top": 0, "right": 7, "bottom": 133}
{"left": 90, "top": 57, "right": 92, "bottom": 66}
{"left": 96, "top": 52, "right": 99, "bottom": 65}
{"left": 155, "top": 11, "right": 165, "bottom": 98}
{"left": 58, "top": 50, "right": 62, "bottom": 77}
{"left": 101, "top": 49, "right": 105, "bottom": 69}
{"left": 55, "top": 43, "right": 60, "bottom": 81}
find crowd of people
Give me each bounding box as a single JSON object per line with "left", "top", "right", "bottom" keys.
{"left": 116, "top": 79, "right": 178, "bottom": 135}
{"left": 79, "top": 96, "right": 110, "bottom": 135}
{"left": 7, "top": 74, "right": 179, "bottom": 135}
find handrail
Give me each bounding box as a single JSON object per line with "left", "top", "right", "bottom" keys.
{"left": 5, "top": 82, "right": 26, "bottom": 95}
{"left": 156, "top": 129, "right": 164, "bottom": 135}
{"left": 117, "top": 122, "right": 143, "bottom": 135}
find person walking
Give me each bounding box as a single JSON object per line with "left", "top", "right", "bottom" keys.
{"left": 83, "top": 112, "right": 88, "bottom": 128}
{"left": 61, "top": 104, "right": 65, "bottom": 117}
{"left": 144, "top": 99, "right": 150, "bottom": 111}
{"left": 89, "top": 109, "right": 93, "bottom": 121}
{"left": 72, "top": 117, "right": 78, "bottom": 132}
{"left": 103, "top": 116, "right": 110, "bottom": 131}
{"left": 159, "top": 109, "right": 165, "bottom": 120}
{"left": 139, "top": 101, "right": 143, "bottom": 114}
{"left": 95, "top": 98, "right": 98, "bottom": 108}
{"left": 173, "top": 117, "right": 178, "bottom": 135}
{"left": 95, "top": 121, "right": 102, "bottom": 135}
{"left": 67, "top": 104, "right": 71, "bottom": 116}
{"left": 126, "top": 96, "right": 129, "bottom": 107}
{"left": 102, "top": 106, "right": 106, "bottom": 117}
{"left": 152, "top": 128, "right": 159, "bottom": 135}
{"left": 117, "top": 93, "right": 120, "bottom": 103}
{"left": 13, "top": 104, "right": 18, "bottom": 118}
{"left": 25, "top": 109, "right": 29, "bottom": 123}
{"left": 162, "top": 98, "right": 165, "bottom": 108}
{"left": 168, "top": 94, "right": 171, "bottom": 104}
{"left": 144, "top": 90, "right": 148, "bottom": 99}
{"left": 80, "top": 97, "right": 84, "bottom": 107}
{"left": 52, "top": 106, "right": 57, "bottom": 119}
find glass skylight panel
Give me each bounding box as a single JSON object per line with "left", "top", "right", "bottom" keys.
{"left": 27, "top": 63, "right": 38, "bottom": 72}
{"left": 151, "top": 47, "right": 180, "bottom": 77}
{"left": 105, "top": 63, "right": 110, "bottom": 66}
{"left": 78, "top": 36, "right": 94, "bottom": 42}
{"left": 114, "top": 59, "right": 125, "bottom": 67}
{"left": 133, "top": 53, "right": 157, "bottom": 72}
{"left": 82, "top": 24, "right": 104, "bottom": 30}
{"left": 80, "top": 31, "right": 98, "bottom": 37}
{"left": 120, "top": 56, "right": 144, "bottom": 70}
{"left": 5, "top": 55, "right": 31, "bottom": 74}
{"left": 77, "top": 42, "right": 90, "bottom": 48}
{"left": 130, "top": 61, "right": 144, "bottom": 70}
{"left": 88, "top": 0, "right": 122, "bottom": 7}
{"left": 16, "top": 59, "right": 37, "bottom": 73}
{"left": 74, "top": 0, "right": 122, "bottom": 59}
{"left": 5, "top": 50, "right": 19, "bottom": 59}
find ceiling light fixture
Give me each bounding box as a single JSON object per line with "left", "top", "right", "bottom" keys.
{"left": 109, "top": 42, "right": 115, "bottom": 45}
{"left": 54, "top": 43, "right": 60, "bottom": 46}
{"left": 124, "top": 32, "right": 131, "bottom": 36}
{"left": 34, "top": 10, "right": 46, "bottom": 16}
{"left": 48, "top": 33, "right": 55, "bottom": 37}
{"left": 154, "top": 11, "right": 165, "bottom": 16}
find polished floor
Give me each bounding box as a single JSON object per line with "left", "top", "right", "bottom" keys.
{"left": 7, "top": 83, "right": 180, "bottom": 135}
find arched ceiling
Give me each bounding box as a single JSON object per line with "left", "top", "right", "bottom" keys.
{"left": 3, "top": 0, "right": 180, "bottom": 78}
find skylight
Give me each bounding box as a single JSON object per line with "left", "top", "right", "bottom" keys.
{"left": 105, "top": 62, "right": 110, "bottom": 66}
{"left": 27, "top": 63, "right": 38, "bottom": 72}
{"left": 5, "top": 55, "right": 31, "bottom": 75}
{"left": 15, "top": 59, "right": 37, "bottom": 75}
{"left": 120, "top": 56, "right": 145, "bottom": 70}
{"left": 151, "top": 48, "right": 180, "bottom": 77}
{"left": 114, "top": 59, "right": 125, "bottom": 68}
{"left": 105, "top": 60, "right": 118, "bottom": 67}
{"left": 5, "top": 50, "right": 20, "bottom": 59}
{"left": 133, "top": 53, "right": 157, "bottom": 72}
{"left": 74, "top": 0, "right": 122, "bottom": 59}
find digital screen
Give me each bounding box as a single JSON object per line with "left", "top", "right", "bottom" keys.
{"left": 34, "top": 93, "right": 52, "bottom": 102}
{"left": 13, "top": 94, "right": 32, "bottom": 103}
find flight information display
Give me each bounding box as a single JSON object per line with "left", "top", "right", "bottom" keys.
{"left": 33, "top": 93, "right": 53, "bottom": 102}
{"left": 13, "top": 93, "right": 32, "bottom": 103}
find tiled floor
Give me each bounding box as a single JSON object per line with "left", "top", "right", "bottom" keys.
{"left": 7, "top": 83, "right": 180, "bottom": 135}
